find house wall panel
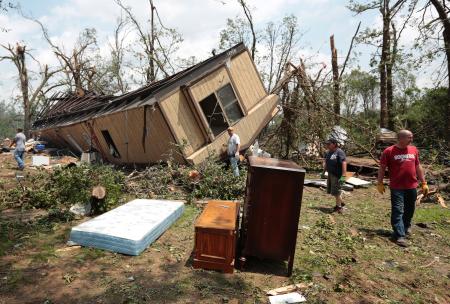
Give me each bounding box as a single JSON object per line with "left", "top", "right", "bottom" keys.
{"left": 91, "top": 107, "right": 183, "bottom": 164}
{"left": 159, "top": 90, "right": 206, "bottom": 156}
{"left": 190, "top": 68, "right": 230, "bottom": 102}
{"left": 228, "top": 51, "right": 266, "bottom": 111}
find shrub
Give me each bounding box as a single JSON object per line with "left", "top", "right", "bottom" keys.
{"left": 2, "top": 164, "right": 125, "bottom": 214}
{"left": 179, "top": 155, "right": 247, "bottom": 201}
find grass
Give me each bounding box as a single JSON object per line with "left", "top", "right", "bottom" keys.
{"left": 0, "top": 169, "right": 449, "bottom": 303}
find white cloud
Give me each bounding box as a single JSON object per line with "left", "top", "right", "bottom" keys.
{"left": 0, "top": 0, "right": 444, "bottom": 105}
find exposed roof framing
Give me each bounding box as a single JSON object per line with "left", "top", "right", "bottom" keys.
{"left": 33, "top": 43, "right": 247, "bottom": 130}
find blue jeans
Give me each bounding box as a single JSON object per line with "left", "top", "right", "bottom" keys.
{"left": 390, "top": 189, "right": 417, "bottom": 238}
{"left": 14, "top": 149, "right": 25, "bottom": 169}
{"left": 229, "top": 156, "right": 239, "bottom": 177}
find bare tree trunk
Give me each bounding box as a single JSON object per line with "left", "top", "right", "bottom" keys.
{"left": 387, "top": 21, "right": 397, "bottom": 130}
{"left": 14, "top": 44, "right": 31, "bottom": 135}
{"left": 1, "top": 43, "right": 58, "bottom": 136}
{"left": 430, "top": 0, "right": 450, "bottom": 146}
{"left": 149, "top": 0, "right": 156, "bottom": 83}
{"left": 379, "top": 0, "right": 390, "bottom": 129}
{"left": 238, "top": 0, "right": 256, "bottom": 59}
{"left": 330, "top": 35, "right": 340, "bottom": 124}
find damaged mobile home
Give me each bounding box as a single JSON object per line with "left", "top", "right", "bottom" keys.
{"left": 32, "top": 43, "right": 279, "bottom": 164}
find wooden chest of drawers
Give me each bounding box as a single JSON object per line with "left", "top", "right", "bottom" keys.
{"left": 239, "top": 156, "right": 305, "bottom": 276}
{"left": 193, "top": 200, "right": 240, "bottom": 273}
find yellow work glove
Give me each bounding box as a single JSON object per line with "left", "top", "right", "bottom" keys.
{"left": 377, "top": 182, "right": 385, "bottom": 194}
{"left": 421, "top": 182, "right": 429, "bottom": 195}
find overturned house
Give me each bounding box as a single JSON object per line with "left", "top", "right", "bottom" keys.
{"left": 32, "top": 43, "right": 279, "bottom": 165}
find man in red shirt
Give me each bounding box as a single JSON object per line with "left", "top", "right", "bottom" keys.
{"left": 377, "top": 130, "right": 429, "bottom": 247}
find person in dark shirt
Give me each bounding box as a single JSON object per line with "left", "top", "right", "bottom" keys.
{"left": 322, "top": 138, "right": 347, "bottom": 213}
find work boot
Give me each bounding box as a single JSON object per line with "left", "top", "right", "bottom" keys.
{"left": 405, "top": 227, "right": 412, "bottom": 238}
{"left": 395, "top": 237, "right": 408, "bottom": 247}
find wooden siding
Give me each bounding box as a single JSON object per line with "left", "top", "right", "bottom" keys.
{"left": 190, "top": 67, "right": 230, "bottom": 102}
{"left": 159, "top": 89, "right": 206, "bottom": 156}
{"left": 40, "top": 106, "right": 184, "bottom": 164}
{"left": 228, "top": 51, "right": 266, "bottom": 111}
{"left": 91, "top": 106, "right": 184, "bottom": 164}
{"left": 187, "top": 94, "right": 279, "bottom": 164}
{"left": 40, "top": 124, "right": 91, "bottom": 153}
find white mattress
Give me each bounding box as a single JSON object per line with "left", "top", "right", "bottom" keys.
{"left": 69, "top": 199, "right": 184, "bottom": 255}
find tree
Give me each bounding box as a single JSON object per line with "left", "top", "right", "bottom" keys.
{"left": 0, "top": 100, "right": 22, "bottom": 138}
{"left": 115, "top": 0, "right": 183, "bottom": 85}
{"left": 428, "top": 0, "right": 450, "bottom": 145}
{"left": 29, "top": 13, "right": 101, "bottom": 95}
{"left": 349, "top": 0, "right": 412, "bottom": 129}
{"left": 218, "top": 1, "right": 257, "bottom": 59}
{"left": 237, "top": 0, "right": 256, "bottom": 59}
{"left": 329, "top": 21, "right": 360, "bottom": 124}
{"left": 341, "top": 69, "right": 379, "bottom": 117}
{"left": 219, "top": 17, "right": 252, "bottom": 50}
{"left": 0, "top": 0, "right": 16, "bottom": 32}
{"left": 218, "top": 14, "right": 301, "bottom": 92}
{"left": 108, "top": 14, "right": 130, "bottom": 94}
{"left": 393, "top": 66, "right": 420, "bottom": 117}
{"left": 0, "top": 43, "right": 60, "bottom": 135}
{"left": 404, "top": 87, "right": 448, "bottom": 146}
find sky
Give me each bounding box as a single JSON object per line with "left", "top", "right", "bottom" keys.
{"left": 0, "top": 0, "right": 436, "bottom": 104}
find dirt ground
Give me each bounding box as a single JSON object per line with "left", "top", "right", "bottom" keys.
{"left": 0, "top": 153, "right": 449, "bottom": 304}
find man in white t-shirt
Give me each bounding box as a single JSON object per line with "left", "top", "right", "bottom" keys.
{"left": 10, "top": 128, "right": 26, "bottom": 170}
{"left": 227, "top": 127, "right": 240, "bottom": 176}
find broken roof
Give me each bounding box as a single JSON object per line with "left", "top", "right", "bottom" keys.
{"left": 33, "top": 43, "right": 247, "bottom": 130}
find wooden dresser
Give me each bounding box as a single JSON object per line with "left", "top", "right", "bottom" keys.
{"left": 239, "top": 156, "right": 306, "bottom": 276}
{"left": 193, "top": 200, "right": 240, "bottom": 273}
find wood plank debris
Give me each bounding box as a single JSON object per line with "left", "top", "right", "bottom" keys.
{"left": 266, "top": 283, "right": 312, "bottom": 296}
{"left": 436, "top": 194, "right": 448, "bottom": 208}
{"left": 345, "top": 177, "right": 371, "bottom": 187}
{"left": 304, "top": 179, "right": 354, "bottom": 191}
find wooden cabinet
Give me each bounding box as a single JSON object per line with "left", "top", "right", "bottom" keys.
{"left": 193, "top": 200, "right": 240, "bottom": 273}
{"left": 239, "top": 156, "right": 305, "bottom": 276}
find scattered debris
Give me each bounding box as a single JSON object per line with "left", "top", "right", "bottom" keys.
{"left": 304, "top": 179, "right": 327, "bottom": 188}
{"left": 268, "top": 292, "right": 306, "bottom": 304}
{"left": 419, "top": 256, "right": 439, "bottom": 268}
{"left": 436, "top": 194, "right": 447, "bottom": 208}
{"left": 31, "top": 155, "right": 50, "bottom": 166}
{"left": 55, "top": 246, "right": 81, "bottom": 253}
{"left": 415, "top": 190, "right": 448, "bottom": 208}
{"left": 345, "top": 177, "right": 371, "bottom": 188}
{"left": 346, "top": 156, "right": 379, "bottom": 174}
{"left": 329, "top": 125, "right": 348, "bottom": 145}
{"left": 188, "top": 170, "right": 200, "bottom": 181}
{"left": 248, "top": 140, "right": 271, "bottom": 158}
{"left": 69, "top": 202, "right": 92, "bottom": 217}
{"left": 266, "top": 283, "right": 312, "bottom": 296}
{"left": 54, "top": 156, "right": 79, "bottom": 165}
{"left": 304, "top": 179, "right": 354, "bottom": 191}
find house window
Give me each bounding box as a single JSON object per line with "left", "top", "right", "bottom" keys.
{"left": 217, "top": 84, "right": 243, "bottom": 124}
{"left": 200, "top": 94, "right": 229, "bottom": 137}
{"left": 101, "top": 130, "right": 121, "bottom": 158}
{"left": 199, "top": 83, "right": 244, "bottom": 137}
